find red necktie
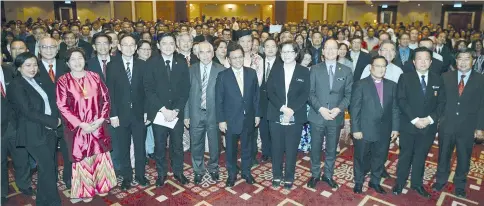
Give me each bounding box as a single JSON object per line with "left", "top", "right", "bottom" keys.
{"left": 458, "top": 75, "right": 465, "bottom": 96}
{"left": 0, "top": 81, "right": 6, "bottom": 98}
{"left": 102, "top": 60, "right": 107, "bottom": 77}
{"left": 48, "top": 64, "right": 55, "bottom": 83}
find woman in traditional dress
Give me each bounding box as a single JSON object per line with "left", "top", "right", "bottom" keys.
{"left": 56, "top": 48, "right": 116, "bottom": 203}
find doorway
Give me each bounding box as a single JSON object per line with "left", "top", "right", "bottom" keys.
{"left": 377, "top": 5, "right": 397, "bottom": 25}
{"left": 60, "top": 7, "right": 73, "bottom": 21}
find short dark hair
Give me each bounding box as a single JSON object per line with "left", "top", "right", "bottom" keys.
{"left": 14, "top": 52, "right": 37, "bottom": 69}
{"left": 63, "top": 31, "right": 77, "bottom": 39}
{"left": 371, "top": 55, "right": 388, "bottom": 66}
{"left": 119, "top": 34, "right": 136, "bottom": 44}
{"left": 157, "top": 33, "right": 175, "bottom": 43}
{"left": 419, "top": 37, "right": 433, "bottom": 45}
{"left": 226, "top": 42, "right": 244, "bottom": 58}
{"left": 279, "top": 40, "right": 300, "bottom": 59}
{"left": 350, "top": 35, "right": 363, "bottom": 43}
{"left": 312, "top": 31, "right": 322, "bottom": 38}
{"left": 213, "top": 39, "right": 227, "bottom": 51}
{"left": 65, "top": 47, "right": 86, "bottom": 63}
{"left": 91, "top": 33, "right": 112, "bottom": 45}
{"left": 137, "top": 40, "right": 151, "bottom": 50}
{"left": 413, "top": 47, "right": 433, "bottom": 60}
{"left": 10, "top": 39, "right": 27, "bottom": 47}
{"left": 400, "top": 33, "right": 410, "bottom": 39}
{"left": 263, "top": 37, "right": 277, "bottom": 47}
{"left": 455, "top": 48, "right": 475, "bottom": 60}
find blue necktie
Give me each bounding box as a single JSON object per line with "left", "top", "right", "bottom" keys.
{"left": 420, "top": 75, "right": 426, "bottom": 95}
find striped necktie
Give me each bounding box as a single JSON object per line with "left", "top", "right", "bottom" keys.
{"left": 201, "top": 65, "right": 208, "bottom": 109}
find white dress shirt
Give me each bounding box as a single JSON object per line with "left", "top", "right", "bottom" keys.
{"left": 350, "top": 51, "right": 360, "bottom": 72}
{"left": 410, "top": 70, "right": 434, "bottom": 125}
{"left": 265, "top": 56, "right": 276, "bottom": 80}
{"left": 121, "top": 56, "right": 134, "bottom": 74}
{"left": 23, "top": 77, "right": 52, "bottom": 115}
{"left": 360, "top": 63, "right": 403, "bottom": 83}
{"left": 98, "top": 55, "right": 111, "bottom": 67}
{"left": 200, "top": 61, "right": 212, "bottom": 81}
{"left": 283, "top": 63, "right": 296, "bottom": 105}
{"left": 162, "top": 55, "right": 173, "bottom": 69}
{"left": 42, "top": 59, "right": 56, "bottom": 75}
{"left": 433, "top": 52, "right": 443, "bottom": 62}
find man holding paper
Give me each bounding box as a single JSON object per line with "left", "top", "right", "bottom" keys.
{"left": 215, "top": 43, "right": 260, "bottom": 187}
{"left": 144, "top": 33, "right": 190, "bottom": 186}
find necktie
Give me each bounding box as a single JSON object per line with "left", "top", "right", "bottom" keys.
{"left": 329, "top": 65, "right": 334, "bottom": 90}
{"left": 185, "top": 55, "right": 191, "bottom": 67}
{"left": 458, "top": 75, "right": 465, "bottom": 96}
{"left": 266, "top": 61, "right": 271, "bottom": 81}
{"left": 126, "top": 62, "right": 132, "bottom": 83}
{"left": 0, "top": 80, "right": 5, "bottom": 98}
{"left": 235, "top": 70, "right": 243, "bottom": 96}
{"left": 420, "top": 75, "right": 426, "bottom": 95}
{"left": 165, "top": 60, "right": 171, "bottom": 80}
{"left": 201, "top": 65, "right": 208, "bottom": 109}
{"left": 401, "top": 51, "right": 407, "bottom": 64}
{"left": 102, "top": 59, "right": 107, "bottom": 77}
{"left": 48, "top": 64, "right": 55, "bottom": 83}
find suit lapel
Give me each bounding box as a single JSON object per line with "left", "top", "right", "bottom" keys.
{"left": 229, "top": 69, "right": 243, "bottom": 98}
{"left": 461, "top": 70, "right": 475, "bottom": 97}
{"left": 382, "top": 79, "right": 391, "bottom": 109}
{"left": 243, "top": 67, "right": 250, "bottom": 99}
{"left": 207, "top": 64, "right": 218, "bottom": 88}
{"left": 425, "top": 73, "right": 435, "bottom": 100}
{"left": 367, "top": 77, "right": 383, "bottom": 110}
{"left": 194, "top": 63, "right": 202, "bottom": 88}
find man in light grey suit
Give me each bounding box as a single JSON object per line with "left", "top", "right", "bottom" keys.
{"left": 307, "top": 39, "right": 353, "bottom": 189}
{"left": 184, "top": 42, "right": 225, "bottom": 184}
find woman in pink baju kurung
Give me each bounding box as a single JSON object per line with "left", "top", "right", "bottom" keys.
{"left": 56, "top": 48, "right": 116, "bottom": 202}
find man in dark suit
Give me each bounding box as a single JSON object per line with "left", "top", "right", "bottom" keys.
{"left": 350, "top": 36, "right": 371, "bottom": 82}
{"left": 309, "top": 31, "right": 324, "bottom": 65}
{"left": 7, "top": 39, "right": 29, "bottom": 76}
{"left": 394, "top": 33, "right": 415, "bottom": 70}
{"left": 432, "top": 49, "right": 484, "bottom": 198}
{"left": 184, "top": 42, "right": 224, "bottom": 184}
{"left": 392, "top": 47, "right": 446, "bottom": 198}
{"left": 59, "top": 31, "right": 93, "bottom": 60}
{"left": 106, "top": 34, "right": 148, "bottom": 190}
{"left": 144, "top": 33, "right": 190, "bottom": 186}
{"left": 400, "top": 38, "right": 447, "bottom": 75}
{"left": 435, "top": 32, "right": 454, "bottom": 72}
{"left": 27, "top": 25, "right": 47, "bottom": 57}
{"left": 36, "top": 37, "right": 71, "bottom": 188}
{"left": 351, "top": 56, "right": 399, "bottom": 194}
{"left": 87, "top": 33, "right": 112, "bottom": 81}
{"left": 1, "top": 58, "right": 32, "bottom": 204}
{"left": 307, "top": 39, "right": 353, "bottom": 189}
{"left": 258, "top": 37, "right": 282, "bottom": 162}
{"left": 216, "top": 43, "right": 260, "bottom": 187}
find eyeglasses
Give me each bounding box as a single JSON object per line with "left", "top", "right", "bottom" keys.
{"left": 281, "top": 51, "right": 295, "bottom": 55}
{"left": 121, "top": 44, "right": 136, "bottom": 48}
{"left": 40, "top": 45, "right": 57, "bottom": 50}
{"left": 95, "top": 42, "right": 110, "bottom": 46}
{"left": 371, "top": 65, "right": 386, "bottom": 69}
{"left": 229, "top": 56, "right": 244, "bottom": 60}
{"left": 138, "top": 48, "right": 151, "bottom": 52}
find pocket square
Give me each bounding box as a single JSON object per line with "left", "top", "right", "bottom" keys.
{"left": 337, "top": 77, "right": 345, "bottom": 81}
{"left": 296, "top": 78, "right": 304, "bottom": 82}
{"left": 432, "top": 86, "right": 440, "bottom": 89}
{"left": 5, "top": 82, "right": 9, "bottom": 85}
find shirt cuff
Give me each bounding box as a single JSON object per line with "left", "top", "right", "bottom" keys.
{"left": 280, "top": 105, "right": 287, "bottom": 112}
{"left": 110, "top": 116, "right": 119, "bottom": 121}
{"left": 411, "top": 117, "right": 419, "bottom": 125}
{"left": 427, "top": 116, "right": 434, "bottom": 124}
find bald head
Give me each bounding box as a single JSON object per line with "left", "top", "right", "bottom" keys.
{"left": 197, "top": 41, "right": 214, "bottom": 65}
{"left": 323, "top": 39, "right": 338, "bottom": 61}
{"left": 39, "top": 37, "right": 59, "bottom": 60}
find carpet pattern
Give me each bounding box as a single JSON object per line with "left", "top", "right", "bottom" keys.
{"left": 4, "top": 142, "right": 484, "bottom": 206}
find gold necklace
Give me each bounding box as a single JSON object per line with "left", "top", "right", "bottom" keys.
{"left": 72, "top": 73, "right": 88, "bottom": 99}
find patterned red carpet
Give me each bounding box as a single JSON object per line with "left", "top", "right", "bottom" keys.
{"left": 4, "top": 142, "right": 484, "bottom": 206}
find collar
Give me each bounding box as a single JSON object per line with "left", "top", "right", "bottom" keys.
{"left": 200, "top": 61, "right": 212, "bottom": 70}
{"left": 121, "top": 56, "right": 134, "bottom": 66}
{"left": 416, "top": 70, "right": 429, "bottom": 77}
{"left": 162, "top": 54, "right": 173, "bottom": 63}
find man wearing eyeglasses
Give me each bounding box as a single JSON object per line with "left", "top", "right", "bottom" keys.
{"left": 58, "top": 31, "right": 93, "bottom": 60}
{"left": 392, "top": 47, "right": 445, "bottom": 198}
{"left": 106, "top": 34, "right": 149, "bottom": 190}
{"left": 36, "top": 37, "right": 71, "bottom": 188}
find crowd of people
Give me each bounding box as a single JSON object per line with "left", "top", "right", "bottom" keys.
{"left": 1, "top": 16, "right": 484, "bottom": 206}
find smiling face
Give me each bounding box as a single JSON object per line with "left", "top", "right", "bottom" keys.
{"left": 67, "top": 51, "right": 86, "bottom": 72}
{"left": 18, "top": 57, "right": 39, "bottom": 79}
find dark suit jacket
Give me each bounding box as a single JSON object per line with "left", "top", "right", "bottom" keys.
{"left": 106, "top": 57, "right": 147, "bottom": 126}
{"left": 144, "top": 55, "right": 190, "bottom": 122}
{"left": 401, "top": 56, "right": 446, "bottom": 75}
{"left": 352, "top": 51, "right": 372, "bottom": 82}
{"left": 215, "top": 67, "right": 260, "bottom": 134}
{"left": 437, "top": 45, "right": 454, "bottom": 72}
{"left": 351, "top": 77, "right": 399, "bottom": 142}
{"left": 58, "top": 40, "right": 94, "bottom": 60}
{"left": 397, "top": 71, "right": 446, "bottom": 135}
{"left": 175, "top": 52, "right": 200, "bottom": 66}
{"left": 393, "top": 47, "right": 415, "bottom": 70}
{"left": 259, "top": 56, "right": 283, "bottom": 118}
{"left": 266, "top": 64, "right": 310, "bottom": 124}
{"left": 1, "top": 66, "right": 16, "bottom": 134}
{"left": 36, "top": 59, "right": 70, "bottom": 92}
{"left": 440, "top": 70, "right": 484, "bottom": 136}
{"left": 7, "top": 76, "right": 60, "bottom": 147}
{"left": 309, "top": 46, "right": 323, "bottom": 65}
{"left": 87, "top": 56, "right": 106, "bottom": 81}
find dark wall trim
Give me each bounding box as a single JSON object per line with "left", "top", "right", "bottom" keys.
{"left": 377, "top": 5, "right": 397, "bottom": 25}
{"left": 53, "top": 1, "right": 77, "bottom": 21}
{"left": 441, "top": 4, "right": 483, "bottom": 30}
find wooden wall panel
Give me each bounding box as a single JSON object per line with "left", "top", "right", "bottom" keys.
{"left": 157, "top": 1, "right": 175, "bottom": 21}
{"left": 307, "top": 3, "right": 324, "bottom": 21}
{"left": 286, "top": 1, "right": 304, "bottom": 22}
{"left": 327, "top": 4, "right": 343, "bottom": 23}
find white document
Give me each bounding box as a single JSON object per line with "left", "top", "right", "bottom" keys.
{"left": 153, "top": 112, "right": 179, "bottom": 129}
{"left": 269, "top": 25, "right": 282, "bottom": 34}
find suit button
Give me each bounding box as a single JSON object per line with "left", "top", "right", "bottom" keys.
{"left": 169, "top": 89, "right": 172, "bottom": 92}
{"left": 457, "top": 102, "right": 460, "bottom": 105}
{"left": 456, "top": 112, "right": 459, "bottom": 115}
